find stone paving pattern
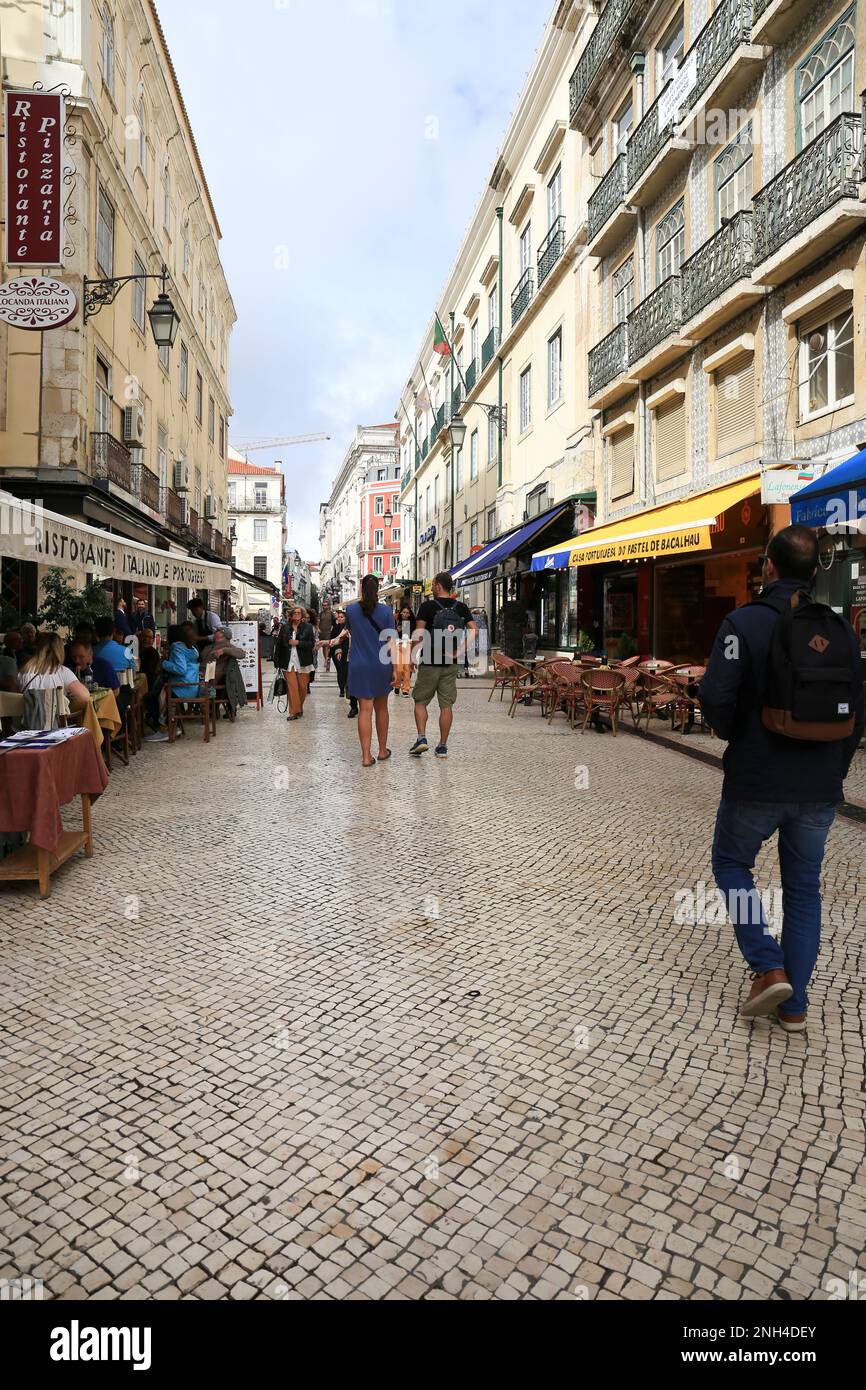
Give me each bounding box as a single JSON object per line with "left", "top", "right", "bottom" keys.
{"left": 1, "top": 672, "right": 865, "bottom": 1301}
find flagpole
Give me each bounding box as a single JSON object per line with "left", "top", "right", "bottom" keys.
{"left": 400, "top": 394, "right": 422, "bottom": 457}
{"left": 436, "top": 314, "right": 469, "bottom": 399}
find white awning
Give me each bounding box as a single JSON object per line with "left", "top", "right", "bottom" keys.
{"left": 0, "top": 491, "right": 231, "bottom": 590}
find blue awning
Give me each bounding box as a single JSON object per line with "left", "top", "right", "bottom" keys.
{"left": 790, "top": 447, "right": 866, "bottom": 529}
{"left": 451, "top": 503, "right": 572, "bottom": 585}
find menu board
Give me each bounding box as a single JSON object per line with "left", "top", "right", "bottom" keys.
{"left": 226, "top": 620, "right": 261, "bottom": 698}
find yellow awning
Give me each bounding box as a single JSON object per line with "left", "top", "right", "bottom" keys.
{"left": 531, "top": 475, "right": 761, "bottom": 570}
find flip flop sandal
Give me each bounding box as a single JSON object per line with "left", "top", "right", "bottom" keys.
{"left": 362, "top": 758, "right": 376, "bottom": 768}
{"left": 377, "top": 749, "right": 392, "bottom": 761}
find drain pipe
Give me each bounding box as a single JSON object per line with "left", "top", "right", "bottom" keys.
{"left": 497, "top": 206, "right": 504, "bottom": 492}
{"left": 631, "top": 53, "right": 649, "bottom": 509}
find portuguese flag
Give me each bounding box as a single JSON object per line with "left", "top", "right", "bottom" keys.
{"left": 433, "top": 315, "right": 451, "bottom": 358}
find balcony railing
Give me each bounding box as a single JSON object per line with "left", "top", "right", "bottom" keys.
{"left": 752, "top": 0, "right": 770, "bottom": 16}
{"left": 686, "top": 0, "right": 752, "bottom": 114}
{"left": 537, "top": 215, "right": 566, "bottom": 288}
{"left": 452, "top": 381, "right": 464, "bottom": 415}
{"left": 627, "top": 85, "right": 675, "bottom": 190}
{"left": 681, "top": 210, "right": 753, "bottom": 322}
{"left": 569, "top": 0, "right": 639, "bottom": 124}
{"left": 481, "top": 325, "right": 500, "bottom": 370}
{"left": 752, "top": 112, "right": 864, "bottom": 265}
{"left": 213, "top": 528, "right": 223, "bottom": 556}
{"left": 511, "top": 267, "right": 534, "bottom": 326}
{"left": 588, "top": 321, "right": 629, "bottom": 398}
{"left": 132, "top": 461, "right": 161, "bottom": 512}
{"left": 201, "top": 519, "right": 213, "bottom": 550}
{"left": 421, "top": 437, "right": 430, "bottom": 460}
{"left": 187, "top": 507, "right": 200, "bottom": 539}
{"left": 627, "top": 275, "right": 683, "bottom": 364}
{"left": 465, "top": 358, "right": 478, "bottom": 392}
{"left": 588, "top": 154, "right": 627, "bottom": 243}
{"left": 91, "top": 432, "right": 132, "bottom": 491}
{"left": 161, "top": 485, "right": 185, "bottom": 532}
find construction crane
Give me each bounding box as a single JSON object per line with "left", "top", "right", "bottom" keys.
{"left": 232, "top": 433, "right": 330, "bottom": 456}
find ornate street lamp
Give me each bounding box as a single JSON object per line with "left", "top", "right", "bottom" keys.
{"left": 448, "top": 413, "right": 467, "bottom": 452}
{"left": 83, "top": 262, "right": 181, "bottom": 351}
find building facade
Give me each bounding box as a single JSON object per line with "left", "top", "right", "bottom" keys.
{"left": 319, "top": 424, "right": 400, "bottom": 604}
{"left": 227, "top": 452, "right": 284, "bottom": 618}
{"left": 395, "top": 0, "right": 597, "bottom": 646}
{"left": 283, "top": 548, "right": 312, "bottom": 608}
{"left": 556, "top": 0, "right": 866, "bottom": 659}
{"left": 0, "top": 0, "right": 235, "bottom": 632}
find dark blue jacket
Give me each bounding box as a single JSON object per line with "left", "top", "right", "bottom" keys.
{"left": 698, "top": 579, "right": 865, "bottom": 804}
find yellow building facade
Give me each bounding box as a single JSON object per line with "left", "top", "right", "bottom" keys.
{"left": 0, "top": 0, "right": 235, "bottom": 628}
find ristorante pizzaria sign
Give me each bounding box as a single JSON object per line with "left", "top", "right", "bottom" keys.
{"left": 4, "top": 89, "right": 65, "bottom": 266}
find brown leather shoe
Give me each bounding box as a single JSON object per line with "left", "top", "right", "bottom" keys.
{"left": 776, "top": 1008, "right": 807, "bottom": 1033}
{"left": 740, "top": 969, "right": 793, "bottom": 1018}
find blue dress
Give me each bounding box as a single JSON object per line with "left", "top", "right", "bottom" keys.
{"left": 345, "top": 600, "right": 394, "bottom": 699}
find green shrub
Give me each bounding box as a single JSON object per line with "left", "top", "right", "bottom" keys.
{"left": 36, "top": 568, "right": 113, "bottom": 637}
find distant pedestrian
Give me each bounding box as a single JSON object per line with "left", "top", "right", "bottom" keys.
{"left": 700, "top": 525, "right": 865, "bottom": 1032}
{"left": 274, "top": 605, "right": 316, "bottom": 721}
{"left": 329, "top": 608, "right": 357, "bottom": 716}
{"left": 392, "top": 603, "right": 416, "bottom": 697}
{"left": 319, "top": 602, "right": 334, "bottom": 671}
{"left": 409, "top": 571, "right": 476, "bottom": 759}
{"left": 344, "top": 574, "right": 394, "bottom": 766}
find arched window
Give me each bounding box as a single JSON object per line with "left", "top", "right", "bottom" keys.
{"left": 100, "top": 6, "right": 115, "bottom": 95}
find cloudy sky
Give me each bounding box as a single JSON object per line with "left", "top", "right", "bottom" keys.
{"left": 159, "top": 0, "right": 549, "bottom": 559}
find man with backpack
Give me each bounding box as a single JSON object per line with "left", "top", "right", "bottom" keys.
{"left": 409, "top": 571, "right": 476, "bottom": 759}
{"left": 699, "top": 525, "right": 864, "bottom": 1033}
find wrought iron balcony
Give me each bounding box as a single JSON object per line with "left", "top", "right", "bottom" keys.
{"left": 213, "top": 528, "right": 223, "bottom": 556}
{"left": 588, "top": 321, "right": 629, "bottom": 399}
{"left": 685, "top": 0, "right": 752, "bottom": 115}
{"left": 481, "top": 325, "right": 500, "bottom": 370}
{"left": 132, "top": 461, "right": 161, "bottom": 512}
{"left": 537, "top": 215, "right": 566, "bottom": 288}
{"left": 627, "top": 275, "right": 683, "bottom": 365}
{"left": 161, "top": 485, "right": 185, "bottom": 533}
{"left": 452, "top": 381, "right": 464, "bottom": 416}
{"left": 421, "top": 437, "right": 430, "bottom": 460}
{"left": 91, "top": 432, "right": 132, "bottom": 491}
{"left": 753, "top": 0, "right": 769, "bottom": 15}
{"left": 569, "top": 0, "right": 640, "bottom": 127}
{"left": 511, "top": 267, "right": 534, "bottom": 326}
{"left": 588, "top": 155, "right": 627, "bottom": 244}
{"left": 433, "top": 404, "right": 445, "bottom": 440}
{"left": 680, "top": 210, "right": 753, "bottom": 323}
{"left": 627, "top": 85, "right": 675, "bottom": 191}
{"left": 187, "top": 507, "right": 200, "bottom": 539}
{"left": 465, "top": 358, "right": 478, "bottom": 393}
{"left": 752, "top": 112, "right": 864, "bottom": 266}
{"left": 200, "top": 519, "right": 213, "bottom": 549}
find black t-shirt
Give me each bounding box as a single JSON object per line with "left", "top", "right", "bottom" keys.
{"left": 417, "top": 598, "right": 473, "bottom": 666}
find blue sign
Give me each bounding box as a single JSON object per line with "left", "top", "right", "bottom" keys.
{"left": 420, "top": 525, "right": 437, "bottom": 545}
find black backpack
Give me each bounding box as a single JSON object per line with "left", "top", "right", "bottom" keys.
{"left": 758, "top": 590, "right": 859, "bottom": 742}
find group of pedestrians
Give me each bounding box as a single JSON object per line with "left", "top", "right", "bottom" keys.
{"left": 273, "top": 571, "right": 477, "bottom": 768}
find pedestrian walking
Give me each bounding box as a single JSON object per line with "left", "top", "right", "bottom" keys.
{"left": 344, "top": 574, "right": 394, "bottom": 766}
{"left": 409, "top": 571, "right": 476, "bottom": 759}
{"left": 319, "top": 602, "right": 334, "bottom": 672}
{"left": 273, "top": 605, "right": 316, "bottom": 721}
{"left": 329, "top": 608, "right": 358, "bottom": 717}
{"left": 392, "top": 603, "right": 416, "bottom": 697}
{"left": 699, "top": 525, "right": 864, "bottom": 1032}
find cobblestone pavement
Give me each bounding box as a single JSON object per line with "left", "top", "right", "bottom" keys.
{"left": 2, "top": 672, "right": 865, "bottom": 1301}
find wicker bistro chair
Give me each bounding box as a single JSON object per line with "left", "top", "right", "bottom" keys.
{"left": 670, "top": 665, "right": 707, "bottom": 733}
{"left": 616, "top": 665, "right": 643, "bottom": 725}
{"left": 637, "top": 671, "right": 680, "bottom": 732}
{"left": 611, "top": 654, "right": 641, "bottom": 669}
{"left": 488, "top": 652, "right": 516, "bottom": 703}
{"left": 166, "top": 660, "right": 218, "bottom": 743}
{"left": 546, "top": 660, "right": 586, "bottom": 729}
{"left": 508, "top": 660, "right": 554, "bottom": 718}
{"left": 579, "top": 668, "right": 626, "bottom": 736}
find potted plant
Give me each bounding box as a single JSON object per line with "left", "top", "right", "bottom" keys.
{"left": 36, "top": 568, "right": 113, "bottom": 637}
{"left": 616, "top": 632, "right": 639, "bottom": 661}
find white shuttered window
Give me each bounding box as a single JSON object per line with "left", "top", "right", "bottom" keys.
{"left": 715, "top": 354, "right": 755, "bottom": 457}
{"left": 654, "top": 395, "right": 687, "bottom": 482}
{"left": 609, "top": 428, "right": 634, "bottom": 500}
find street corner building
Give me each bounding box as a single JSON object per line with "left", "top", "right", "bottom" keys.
{"left": 0, "top": 0, "right": 237, "bottom": 629}
{"left": 387, "top": 0, "right": 866, "bottom": 665}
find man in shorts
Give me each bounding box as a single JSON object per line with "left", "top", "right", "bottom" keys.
{"left": 409, "top": 571, "right": 476, "bottom": 759}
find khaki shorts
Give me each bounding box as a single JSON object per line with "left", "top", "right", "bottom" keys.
{"left": 413, "top": 663, "right": 458, "bottom": 709}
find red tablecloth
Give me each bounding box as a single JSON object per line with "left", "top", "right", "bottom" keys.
{"left": 0, "top": 732, "right": 109, "bottom": 853}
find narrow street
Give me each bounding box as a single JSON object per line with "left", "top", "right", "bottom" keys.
{"left": 3, "top": 677, "right": 864, "bottom": 1301}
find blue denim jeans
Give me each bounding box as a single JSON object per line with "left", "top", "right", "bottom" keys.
{"left": 711, "top": 800, "right": 836, "bottom": 1015}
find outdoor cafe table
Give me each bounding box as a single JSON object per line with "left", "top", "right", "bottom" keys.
{"left": 0, "top": 728, "right": 108, "bottom": 897}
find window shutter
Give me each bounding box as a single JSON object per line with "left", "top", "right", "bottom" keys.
{"left": 609, "top": 429, "right": 634, "bottom": 500}
{"left": 715, "top": 354, "right": 755, "bottom": 457}
{"left": 654, "top": 394, "right": 686, "bottom": 482}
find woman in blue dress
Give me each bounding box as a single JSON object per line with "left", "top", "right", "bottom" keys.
{"left": 344, "top": 574, "right": 395, "bottom": 767}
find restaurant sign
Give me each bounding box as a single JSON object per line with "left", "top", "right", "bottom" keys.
{"left": 0, "top": 493, "right": 231, "bottom": 590}
{"left": 4, "top": 89, "right": 66, "bottom": 266}
{"left": 761, "top": 463, "right": 825, "bottom": 505}
{"left": 0, "top": 276, "right": 77, "bottom": 329}
{"left": 567, "top": 526, "right": 711, "bottom": 568}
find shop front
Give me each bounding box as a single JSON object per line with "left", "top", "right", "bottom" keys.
{"left": 531, "top": 474, "right": 770, "bottom": 659}
{"left": 791, "top": 447, "right": 866, "bottom": 668}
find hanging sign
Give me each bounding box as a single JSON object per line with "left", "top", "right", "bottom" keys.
{"left": 761, "top": 463, "right": 826, "bottom": 505}
{"left": 0, "top": 276, "right": 77, "bottom": 329}
{"left": 4, "top": 89, "right": 66, "bottom": 266}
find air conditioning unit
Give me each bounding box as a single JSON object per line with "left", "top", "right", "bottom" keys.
{"left": 122, "top": 404, "right": 146, "bottom": 446}
{"left": 173, "top": 459, "right": 190, "bottom": 492}
{"left": 179, "top": 496, "right": 189, "bottom": 525}
{"left": 204, "top": 495, "right": 217, "bottom": 519}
